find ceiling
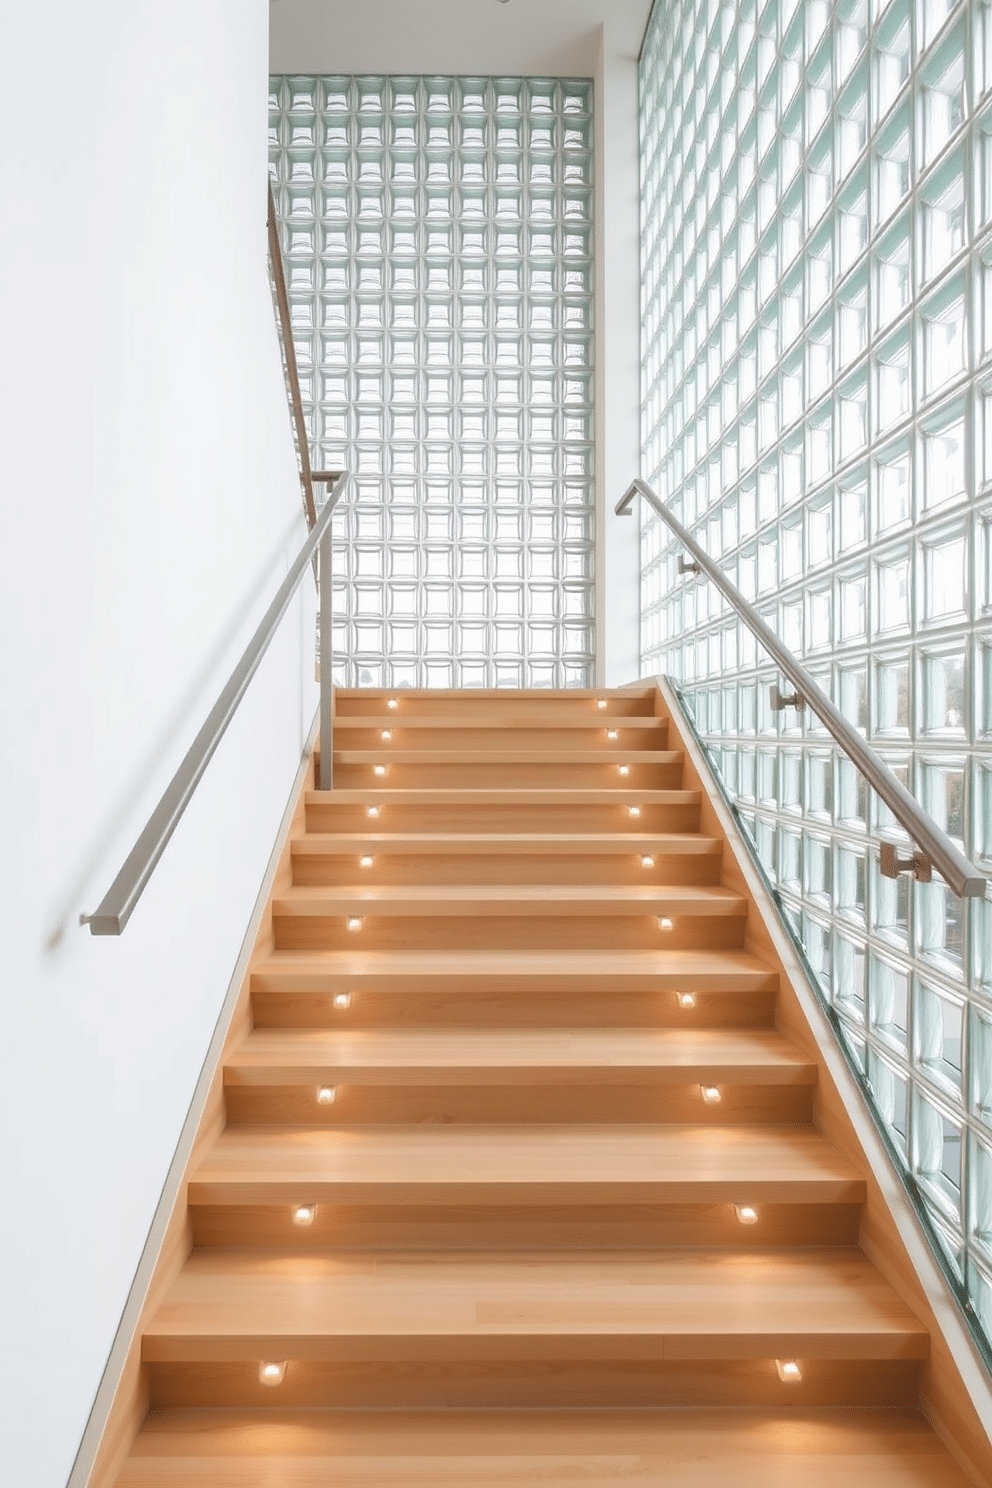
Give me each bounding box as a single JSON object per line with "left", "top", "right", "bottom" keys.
{"left": 269, "top": 0, "right": 655, "bottom": 77}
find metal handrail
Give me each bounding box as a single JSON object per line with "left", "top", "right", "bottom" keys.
{"left": 82, "top": 472, "right": 347, "bottom": 936}
{"left": 267, "top": 179, "right": 317, "bottom": 533}
{"left": 617, "top": 477, "right": 988, "bottom": 899}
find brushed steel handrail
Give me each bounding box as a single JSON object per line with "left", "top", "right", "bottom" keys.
{"left": 617, "top": 477, "right": 987, "bottom": 899}
{"left": 83, "top": 472, "right": 347, "bottom": 935}
{"left": 267, "top": 178, "right": 317, "bottom": 532}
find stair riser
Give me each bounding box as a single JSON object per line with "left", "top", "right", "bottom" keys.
{"left": 292, "top": 853, "right": 723, "bottom": 887}
{"left": 271, "top": 914, "right": 747, "bottom": 952}
{"left": 331, "top": 763, "right": 683, "bottom": 789}
{"left": 249, "top": 988, "right": 779, "bottom": 1031}
{"left": 189, "top": 1201, "right": 862, "bottom": 1251}
{"left": 334, "top": 695, "right": 658, "bottom": 719}
{"left": 144, "top": 1357, "right": 921, "bottom": 1410}
{"left": 223, "top": 1084, "right": 815, "bottom": 1125}
{"left": 329, "top": 728, "right": 669, "bottom": 750}
{"left": 305, "top": 803, "right": 702, "bottom": 833}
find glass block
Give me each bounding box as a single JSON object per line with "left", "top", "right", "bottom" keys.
{"left": 920, "top": 411, "right": 967, "bottom": 514}
{"left": 914, "top": 978, "right": 964, "bottom": 1094}
{"left": 868, "top": 950, "right": 909, "bottom": 1051}
{"left": 874, "top": 546, "right": 911, "bottom": 633}
{"left": 912, "top": 1086, "right": 964, "bottom": 1224}
{"left": 834, "top": 930, "right": 867, "bottom": 1022}
{"left": 868, "top": 1048, "right": 909, "bottom": 1158}
{"left": 875, "top": 653, "right": 910, "bottom": 734}
{"left": 920, "top": 148, "right": 966, "bottom": 283}
{"left": 919, "top": 756, "right": 966, "bottom": 840}
{"left": 919, "top": 647, "right": 966, "bottom": 735}
{"left": 872, "top": 847, "right": 910, "bottom": 948}
{"left": 921, "top": 522, "right": 968, "bottom": 623}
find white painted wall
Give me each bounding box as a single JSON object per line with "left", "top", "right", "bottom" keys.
{"left": 269, "top": 0, "right": 647, "bottom": 685}
{"left": 0, "top": 4, "right": 314, "bottom": 1484}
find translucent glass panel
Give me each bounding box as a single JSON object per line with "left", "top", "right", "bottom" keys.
{"left": 639, "top": 0, "right": 992, "bottom": 1340}
{"left": 269, "top": 75, "right": 595, "bottom": 687}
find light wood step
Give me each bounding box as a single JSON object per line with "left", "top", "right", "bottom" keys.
{"left": 190, "top": 1124, "right": 863, "bottom": 1205}
{"left": 329, "top": 756, "right": 683, "bottom": 789}
{"left": 304, "top": 789, "right": 701, "bottom": 835}
{"left": 115, "top": 1406, "right": 977, "bottom": 1487}
{"left": 333, "top": 687, "right": 657, "bottom": 718}
{"left": 224, "top": 1027, "right": 815, "bottom": 1085}
{"left": 291, "top": 833, "right": 724, "bottom": 886}
{"left": 330, "top": 719, "right": 669, "bottom": 750}
{"left": 273, "top": 883, "right": 747, "bottom": 918}
{"left": 248, "top": 947, "right": 779, "bottom": 1029}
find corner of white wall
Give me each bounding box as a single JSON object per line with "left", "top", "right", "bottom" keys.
{"left": 0, "top": 5, "right": 314, "bottom": 1484}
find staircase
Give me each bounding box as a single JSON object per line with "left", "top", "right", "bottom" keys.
{"left": 114, "top": 687, "right": 983, "bottom": 1486}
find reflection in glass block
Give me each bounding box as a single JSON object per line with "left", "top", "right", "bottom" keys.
{"left": 869, "top": 951, "right": 909, "bottom": 1051}
{"left": 836, "top": 844, "right": 866, "bottom": 925}
{"left": 912, "top": 1087, "right": 963, "bottom": 1223}
{"left": 874, "top": 549, "right": 910, "bottom": 633}
{"left": 875, "top": 655, "right": 909, "bottom": 734}
{"left": 914, "top": 979, "right": 964, "bottom": 1094}
{"left": 920, "top": 649, "right": 965, "bottom": 735}
{"left": 872, "top": 852, "right": 909, "bottom": 948}
{"left": 835, "top": 932, "right": 867, "bottom": 1022}
{"left": 922, "top": 527, "right": 967, "bottom": 621}
{"left": 973, "top": 1007, "right": 992, "bottom": 1131}
{"left": 919, "top": 758, "right": 965, "bottom": 840}
{"left": 916, "top": 880, "right": 965, "bottom": 973}
{"left": 869, "top": 1049, "right": 909, "bottom": 1158}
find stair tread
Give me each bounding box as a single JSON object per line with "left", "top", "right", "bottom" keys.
{"left": 226, "top": 1027, "right": 815, "bottom": 1083}
{"left": 192, "top": 1123, "right": 861, "bottom": 1200}
{"left": 334, "top": 714, "right": 665, "bottom": 729}
{"left": 115, "top": 1407, "right": 975, "bottom": 1487}
{"left": 293, "top": 832, "right": 722, "bottom": 855}
{"left": 305, "top": 787, "right": 701, "bottom": 803}
{"left": 273, "top": 884, "right": 746, "bottom": 915}
{"left": 250, "top": 945, "right": 779, "bottom": 987}
{"left": 144, "top": 1249, "right": 926, "bottom": 1356}
{"left": 333, "top": 750, "right": 681, "bottom": 763}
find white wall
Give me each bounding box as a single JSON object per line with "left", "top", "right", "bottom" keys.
{"left": 0, "top": 4, "right": 314, "bottom": 1484}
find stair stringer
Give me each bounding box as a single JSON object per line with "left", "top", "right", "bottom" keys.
{"left": 70, "top": 729, "right": 321, "bottom": 1488}
{"left": 653, "top": 673, "right": 992, "bottom": 1488}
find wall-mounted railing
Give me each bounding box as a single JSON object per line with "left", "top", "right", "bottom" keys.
{"left": 617, "top": 477, "right": 988, "bottom": 900}
{"left": 82, "top": 473, "right": 346, "bottom": 935}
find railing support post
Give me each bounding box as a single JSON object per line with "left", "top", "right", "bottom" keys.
{"left": 318, "top": 516, "right": 334, "bottom": 791}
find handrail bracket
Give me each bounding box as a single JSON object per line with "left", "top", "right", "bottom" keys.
{"left": 770, "top": 683, "right": 805, "bottom": 712}
{"left": 880, "top": 841, "right": 933, "bottom": 885}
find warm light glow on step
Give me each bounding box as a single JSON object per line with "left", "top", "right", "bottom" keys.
{"left": 618, "top": 764, "right": 630, "bottom": 776}
{"left": 627, "top": 806, "right": 641, "bottom": 818}
{"left": 367, "top": 806, "right": 380, "bottom": 818}
{"left": 333, "top": 992, "right": 352, "bottom": 1009}
{"left": 597, "top": 699, "right": 608, "bottom": 709}
{"left": 360, "top": 856, "right": 374, "bottom": 868}
{"left": 735, "top": 1205, "right": 759, "bottom": 1225}
{"left": 776, "top": 1360, "right": 802, "bottom": 1383}
{"left": 293, "top": 1205, "right": 317, "bottom": 1227}
{"left": 317, "top": 1086, "right": 337, "bottom": 1104}
{"left": 374, "top": 765, "right": 387, "bottom": 776}
{"left": 641, "top": 856, "right": 655, "bottom": 868}
{"left": 658, "top": 916, "right": 674, "bottom": 931}
{"left": 387, "top": 698, "right": 399, "bottom": 709}
{"left": 701, "top": 1085, "right": 722, "bottom": 1103}
{"left": 259, "top": 1361, "right": 286, "bottom": 1386}
{"left": 347, "top": 917, "right": 363, "bottom": 931}
{"left": 677, "top": 992, "right": 697, "bottom": 1009}
{"left": 607, "top": 729, "right": 618, "bottom": 740}
{"left": 381, "top": 730, "right": 392, "bottom": 741}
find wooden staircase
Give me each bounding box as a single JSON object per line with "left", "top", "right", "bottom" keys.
{"left": 111, "top": 687, "right": 987, "bottom": 1485}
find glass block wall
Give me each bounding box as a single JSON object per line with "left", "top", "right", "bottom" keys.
{"left": 639, "top": 0, "right": 992, "bottom": 1343}
{"left": 269, "top": 75, "right": 596, "bottom": 688}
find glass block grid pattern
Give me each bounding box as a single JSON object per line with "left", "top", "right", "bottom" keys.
{"left": 639, "top": 0, "right": 992, "bottom": 1345}
{"left": 269, "top": 75, "right": 596, "bottom": 688}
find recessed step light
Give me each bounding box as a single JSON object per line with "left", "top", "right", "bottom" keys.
{"left": 735, "top": 1205, "right": 759, "bottom": 1225}
{"left": 776, "top": 1360, "right": 802, "bottom": 1383}
{"left": 607, "top": 729, "right": 618, "bottom": 740}
{"left": 259, "top": 1361, "right": 286, "bottom": 1386}
{"left": 596, "top": 699, "right": 608, "bottom": 709}
{"left": 367, "top": 806, "right": 380, "bottom": 818}
{"left": 293, "top": 1205, "right": 317, "bottom": 1227}
{"left": 677, "top": 991, "right": 697, "bottom": 1008}
{"left": 317, "top": 1085, "right": 337, "bottom": 1104}
{"left": 381, "top": 730, "right": 392, "bottom": 741}
{"left": 618, "top": 764, "right": 630, "bottom": 776}
{"left": 627, "top": 805, "right": 641, "bottom": 818}
{"left": 658, "top": 916, "right": 674, "bottom": 931}
{"left": 333, "top": 992, "right": 352, "bottom": 1009}
{"left": 347, "top": 917, "right": 363, "bottom": 931}
{"left": 387, "top": 698, "right": 399, "bottom": 709}
{"left": 360, "top": 856, "right": 374, "bottom": 868}
{"left": 641, "top": 855, "right": 655, "bottom": 867}
{"left": 373, "top": 765, "right": 387, "bottom": 776}
{"left": 701, "top": 1085, "right": 722, "bottom": 1103}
